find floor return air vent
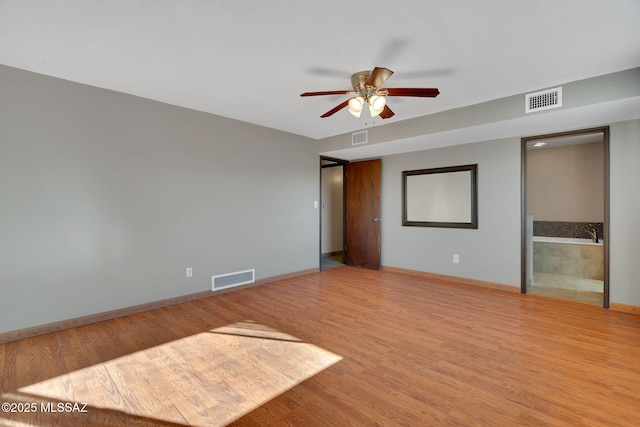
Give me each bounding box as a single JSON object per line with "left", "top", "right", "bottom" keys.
{"left": 212, "top": 269, "right": 255, "bottom": 290}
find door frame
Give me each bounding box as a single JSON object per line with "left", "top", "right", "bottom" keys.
{"left": 520, "top": 126, "right": 610, "bottom": 308}
{"left": 319, "top": 156, "right": 349, "bottom": 270}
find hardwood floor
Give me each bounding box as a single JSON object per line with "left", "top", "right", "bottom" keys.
{"left": 1, "top": 266, "right": 639, "bottom": 426}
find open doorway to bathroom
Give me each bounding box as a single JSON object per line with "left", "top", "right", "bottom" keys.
{"left": 521, "top": 127, "right": 609, "bottom": 307}
{"left": 320, "top": 156, "right": 347, "bottom": 270}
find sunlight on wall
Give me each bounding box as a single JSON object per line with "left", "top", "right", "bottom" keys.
{"left": 4, "top": 321, "right": 341, "bottom": 426}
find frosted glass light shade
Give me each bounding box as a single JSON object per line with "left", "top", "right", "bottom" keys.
{"left": 348, "top": 96, "right": 364, "bottom": 118}
{"left": 368, "top": 95, "right": 386, "bottom": 117}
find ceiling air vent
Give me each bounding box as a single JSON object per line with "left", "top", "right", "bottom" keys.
{"left": 352, "top": 130, "right": 368, "bottom": 146}
{"left": 525, "top": 87, "right": 562, "bottom": 113}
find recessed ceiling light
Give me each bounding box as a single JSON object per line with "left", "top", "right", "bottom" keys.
{"left": 533, "top": 142, "right": 546, "bottom": 147}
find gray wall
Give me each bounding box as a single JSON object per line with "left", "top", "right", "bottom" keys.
{"left": 382, "top": 138, "right": 521, "bottom": 287}
{"left": 610, "top": 119, "right": 640, "bottom": 305}
{"left": 380, "top": 119, "right": 640, "bottom": 306}
{"left": 0, "top": 65, "right": 319, "bottom": 334}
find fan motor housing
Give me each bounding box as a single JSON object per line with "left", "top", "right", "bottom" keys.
{"left": 351, "top": 71, "right": 371, "bottom": 91}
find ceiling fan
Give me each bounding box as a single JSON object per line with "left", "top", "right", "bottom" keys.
{"left": 300, "top": 66, "right": 440, "bottom": 119}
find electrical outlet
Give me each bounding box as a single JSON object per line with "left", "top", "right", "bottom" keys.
{"left": 453, "top": 254, "right": 460, "bottom": 264}
{"left": 186, "top": 267, "right": 193, "bottom": 278}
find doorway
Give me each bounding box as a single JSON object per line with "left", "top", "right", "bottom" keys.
{"left": 319, "top": 157, "right": 382, "bottom": 271}
{"left": 521, "top": 127, "right": 609, "bottom": 307}
{"left": 320, "top": 156, "right": 347, "bottom": 270}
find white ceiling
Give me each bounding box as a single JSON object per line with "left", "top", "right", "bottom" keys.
{"left": 1, "top": 0, "right": 639, "bottom": 141}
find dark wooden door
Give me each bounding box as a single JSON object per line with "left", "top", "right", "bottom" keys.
{"left": 345, "top": 159, "right": 381, "bottom": 270}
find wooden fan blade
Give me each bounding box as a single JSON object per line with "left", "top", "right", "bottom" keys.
{"left": 365, "top": 67, "right": 394, "bottom": 88}
{"left": 320, "top": 100, "right": 349, "bottom": 118}
{"left": 301, "top": 90, "right": 352, "bottom": 97}
{"left": 380, "top": 105, "right": 395, "bottom": 119}
{"left": 386, "top": 88, "right": 440, "bottom": 97}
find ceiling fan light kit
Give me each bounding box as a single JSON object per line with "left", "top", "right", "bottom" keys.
{"left": 301, "top": 66, "right": 440, "bottom": 120}
{"left": 348, "top": 96, "right": 365, "bottom": 117}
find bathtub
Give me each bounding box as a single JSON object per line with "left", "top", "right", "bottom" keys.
{"left": 532, "top": 236, "right": 603, "bottom": 280}
{"left": 532, "top": 236, "right": 603, "bottom": 246}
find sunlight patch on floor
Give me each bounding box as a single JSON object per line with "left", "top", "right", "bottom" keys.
{"left": 13, "top": 321, "right": 342, "bottom": 426}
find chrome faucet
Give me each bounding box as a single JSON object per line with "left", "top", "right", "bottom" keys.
{"left": 586, "top": 228, "right": 599, "bottom": 243}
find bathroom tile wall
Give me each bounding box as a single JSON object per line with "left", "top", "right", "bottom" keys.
{"left": 533, "top": 221, "right": 604, "bottom": 241}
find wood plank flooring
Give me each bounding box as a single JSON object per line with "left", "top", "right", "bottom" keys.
{"left": 1, "top": 266, "right": 640, "bottom": 426}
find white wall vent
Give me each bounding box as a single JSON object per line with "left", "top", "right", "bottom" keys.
{"left": 212, "top": 269, "right": 255, "bottom": 290}
{"left": 525, "top": 87, "right": 562, "bottom": 113}
{"left": 352, "top": 130, "right": 368, "bottom": 145}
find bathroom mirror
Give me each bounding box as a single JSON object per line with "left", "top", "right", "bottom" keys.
{"left": 402, "top": 164, "right": 478, "bottom": 228}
